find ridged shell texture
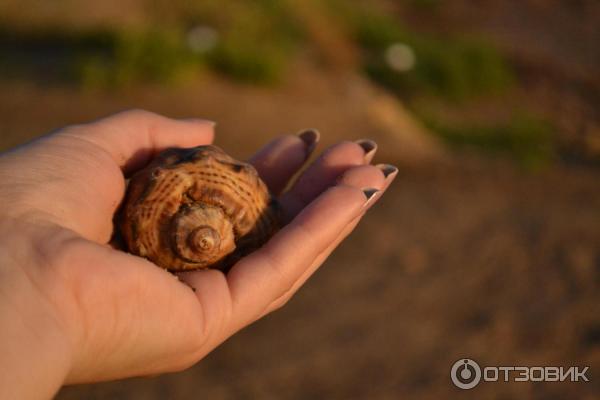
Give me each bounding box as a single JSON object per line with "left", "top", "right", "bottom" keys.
{"left": 120, "top": 145, "right": 280, "bottom": 271}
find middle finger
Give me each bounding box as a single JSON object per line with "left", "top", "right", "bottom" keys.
{"left": 280, "top": 139, "right": 377, "bottom": 221}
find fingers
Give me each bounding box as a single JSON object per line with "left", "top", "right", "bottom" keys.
{"left": 182, "top": 140, "right": 386, "bottom": 338}
{"left": 336, "top": 163, "right": 388, "bottom": 189}
{"left": 175, "top": 268, "right": 233, "bottom": 350}
{"left": 64, "top": 109, "right": 215, "bottom": 174}
{"left": 248, "top": 130, "right": 319, "bottom": 195}
{"left": 226, "top": 184, "right": 369, "bottom": 328}
{"left": 355, "top": 139, "right": 378, "bottom": 164}
{"left": 280, "top": 139, "right": 378, "bottom": 221}
{"left": 260, "top": 164, "right": 398, "bottom": 315}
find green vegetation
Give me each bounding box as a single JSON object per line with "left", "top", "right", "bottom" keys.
{"left": 174, "top": 0, "right": 302, "bottom": 84}
{"left": 208, "top": 41, "right": 285, "bottom": 84}
{"left": 349, "top": 11, "right": 514, "bottom": 100}
{"left": 422, "top": 112, "right": 556, "bottom": 167}
{"left": 0, "top": 3, "right": 512, "bottom": 93}
{"left": 0, "top": 0, "right": 303, "bottom": 87}
{"left": 410, "top": 0, "right": 441, "bottom": 9}
{"left": 322, "top": 3, "right": 552, "bottom": 166}
{"left": 0, "top": 2, "right": 556, "bottom": 166}
{"left": 78, "top": 29, "right": 197, "bottom": 88}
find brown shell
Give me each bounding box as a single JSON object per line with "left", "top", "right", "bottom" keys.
{"left": 120, "top": 145, "right": 280, "bottom": 271}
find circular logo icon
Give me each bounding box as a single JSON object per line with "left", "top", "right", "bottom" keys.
{"left": 451, "top": 358, "right": 481, "bottom": 389}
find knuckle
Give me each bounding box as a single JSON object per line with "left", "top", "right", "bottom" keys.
{"left": 340, "top": 140, "right": 367, "bottom": 157}
{"left": 269, "top": 292, "right": 293, "bottom": 313}
{"left": 274, "top": 295, "right": 292, "bottom": 310}
{"left": 338, "top": 164, "right": 386, "bottom": 187}
{"left": 119, "top": 108, "right": 161, "bottom": 122}
{"left": 320, "top": 141, "right": 364, "bottom": 167}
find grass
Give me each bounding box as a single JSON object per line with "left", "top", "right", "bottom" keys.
{"left": 174, "top": 0, "right": 302, "bottom": 84}
{"left": 422, "top": 112, "right": 556, "bottom": 167}
{"left": 0, "top": 26, "right": 114, "bottom": 82}
{"left": 0, "top": 25, "right": 195, "bottom": 87}
{"left": 0, "top": 0, "right": 303, "bottom": 87}
{"left": 322, "top": 3, "right": 550, "bottom": 166}
{"left": 0, "top": 2, "right": 555, "bottom": 166}
{"left": 207, "top": 41, "right": 285, "bottom": 84}
{"left": 410, "top": 0, "right": 441, "bottom": 9}
{"left": 350, "top": 11, "right": 514, "bottom": 100}
{"left": 320, "top": 1, "right": 513, "bottom": 100}
{"left": 78, "top": 29, "right": 198, "bottom": 88}
{"left": 0, "top": 3, "right": 511, "bottom": 93}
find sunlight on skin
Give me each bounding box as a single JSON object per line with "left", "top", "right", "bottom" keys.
{"left": 0, "top": 110, "right": 396, "bottom": 399}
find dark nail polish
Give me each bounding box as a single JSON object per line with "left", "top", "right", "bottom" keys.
{"left": 362, "top": 187, "right": 379, "bottom": 200}
{"left": 298, "top": 129, "right": 320, "bottom": 156}
{"left": 355, "top": 139, "right": 378, "bottom": 161}
{"left": 377, "top": 164, "right": 398, "bottom": 178}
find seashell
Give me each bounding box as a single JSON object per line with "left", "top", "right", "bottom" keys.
{"left": 119, "top": 145, "right": 280, "bottom": 271}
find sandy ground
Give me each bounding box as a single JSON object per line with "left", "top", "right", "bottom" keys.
{"left": 54, "top": 161, "right": 600, "bottom": 399}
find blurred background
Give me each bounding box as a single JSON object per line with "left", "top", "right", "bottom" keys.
{"left": 1, "top": 0, "right": 599, "bottom": 398}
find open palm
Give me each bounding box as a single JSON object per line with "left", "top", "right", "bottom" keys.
{"left": 0, "top": 110, "right": 395, "bottom": 386}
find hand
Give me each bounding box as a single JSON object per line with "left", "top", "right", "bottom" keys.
{"left": 0, "top": 110, "right": 396, "bottom": 399}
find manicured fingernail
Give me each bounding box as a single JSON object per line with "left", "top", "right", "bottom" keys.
{"left": 376, "top": 163, "right": 398, "bottom": 179}
{"left": 362, "top": 187, "right": 379, "bottom": 200}
{"left": 355, "top": 139, "right": 378, "bottom": 162}
{"left": 297, "top": 129, "right": 320, "bottom": 157}
{"left": 183, "top": 118, "right": 217, "bottom": 127}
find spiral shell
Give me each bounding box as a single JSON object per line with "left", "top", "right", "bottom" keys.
{"left": 120, "top": 145, "right": 280, "bottom": 271}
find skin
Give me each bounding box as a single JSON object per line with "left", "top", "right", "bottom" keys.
{"left": 0, "top": 110, "right": 396, "bottom": 399}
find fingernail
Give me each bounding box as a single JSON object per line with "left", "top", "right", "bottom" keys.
{"left": 297, "top": 129, "right": 320, "bottom": 157}
{"left": 362, "top": 187, "right": 379, "bottom": 199}
{"left": 376, "top": 163, "right": 398, "bottom": 179}
{"left": 362, "top": 188, "right": 380, "bottom": 207}
{"left": 355, "top": 139, "right": 378, "bottom": 162}
{"left": 183, "top": 118, "right": 217, "bottom": 127}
